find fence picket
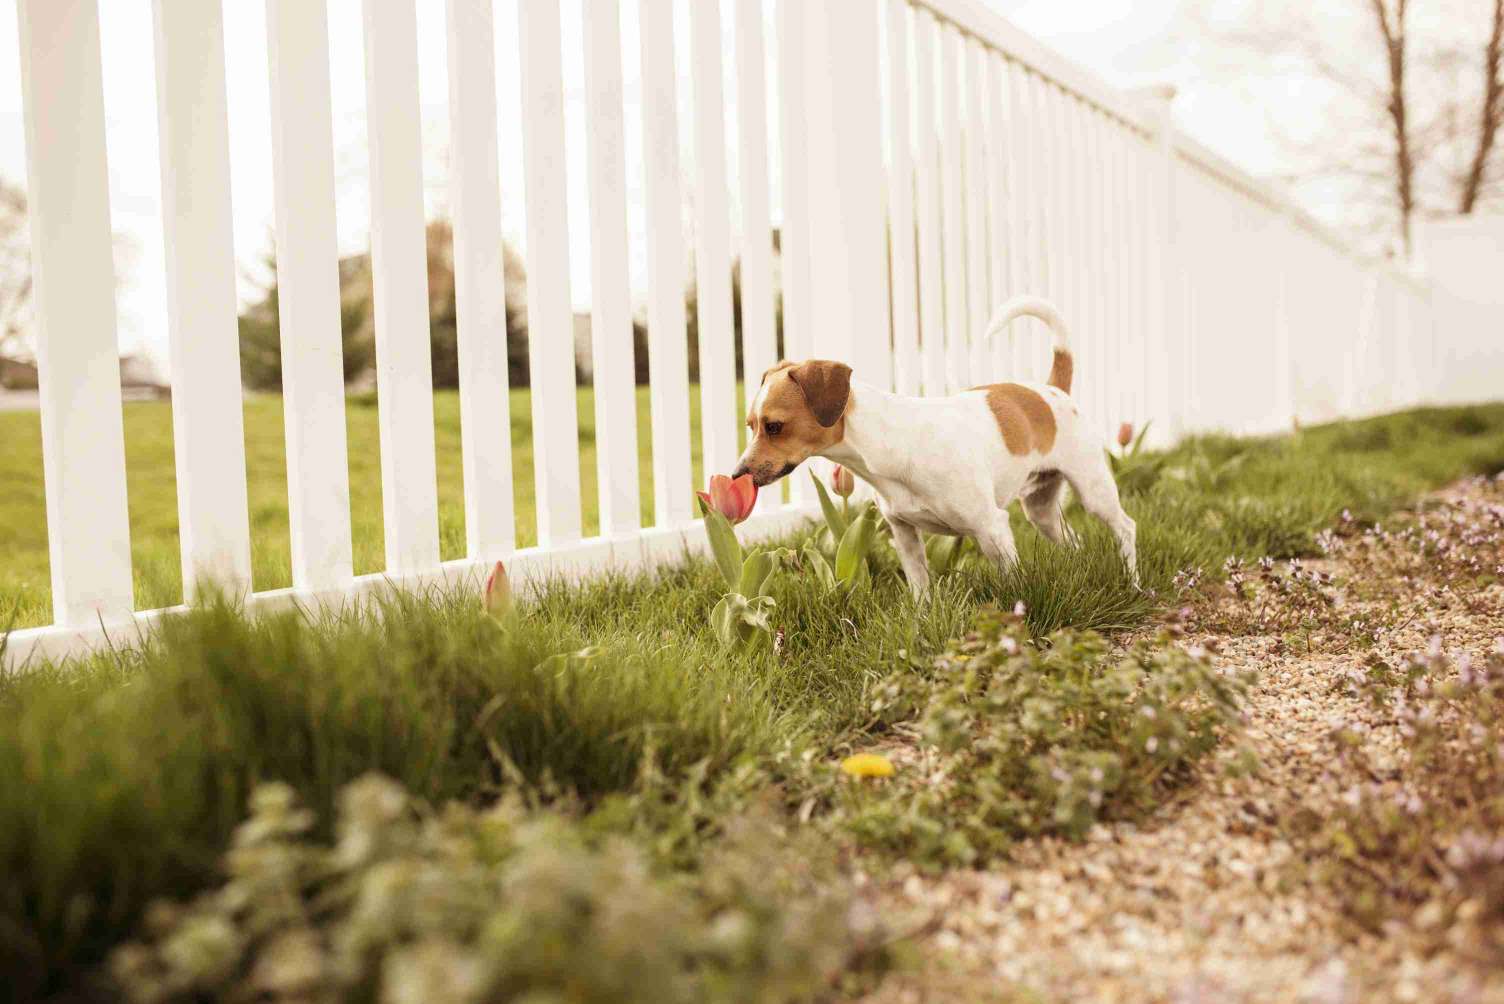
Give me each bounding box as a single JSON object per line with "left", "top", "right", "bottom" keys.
{"left": 689, "top": 0, "right": 738, "bottom": 481}
{"left": 360, "top": 0, "right": 440, "bottom": 574}
{"left": 805, "top": 3, "right": 889, "bottom": 390}
{"left": 734, "top": 0, "right": 778, "bottom": 470}
{"left": 912, "top": 10, "right": 946, "bottom": 398}
{"left": 445, "top": 0, "right": 515, "bottom": 560}
{"left": 939, "top": 24, "right": 969, "bottom": 392}
{"left": 15, "top": 0, "right": 135, "bottom": 627}
{"left": 517, "top": 0, "right": 583, "bottom": 546}
{"left": 776, "top": 0, "right": 814, "bottom": 503}
{"left": 582, "top": 0, "right": 642, "bottom": 537}
{"left": 964, "top": 37, "right": 992, "bottom": 383}
{"left": 1084, "top": 106, "right": 1112, "bottom": 435}
{"left": 1007, "top": 61, "right": 1039, "bottom": 382}
{"left": 151, "top": 0, "right": 253, "bottom": 600}
{"left": 986, "top": 51, "right": 1011, "bottom": 378}
{"left": 1066, "top": 98, "right": 1096, "bottom": 424}
{"left": 638, "top": 0, "right": 693, "bottom": 528}
{"left": 885, "top": 0, "right": 921, "bottom": 397}
{"left": 264, "top": 0, "right": 354, "bottom": 592}
{"left": 1027, "top": 72, "right": 1058, "bottom": 378}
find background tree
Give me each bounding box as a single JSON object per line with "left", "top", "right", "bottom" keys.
{"left": 237, "top": 220, "right": 529, "bottom": 391}
{"left": 1204, "top": 0, "right": 1504, "bottom": 255}
{"left": 0, "top": 179, "right": 30, "bottom": 361}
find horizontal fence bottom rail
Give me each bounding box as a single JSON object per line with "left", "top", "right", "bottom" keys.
{"left": 2, "top": 504, "right": 821, "bottom": 671}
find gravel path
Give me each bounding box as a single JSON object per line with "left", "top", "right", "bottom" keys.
{"left": 863, "top": 479, "right": 1504, "bottom": 1004}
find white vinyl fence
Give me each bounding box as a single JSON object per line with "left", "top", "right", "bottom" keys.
{"left": 6, "top": 0, "right": 1501, "bottom": 668}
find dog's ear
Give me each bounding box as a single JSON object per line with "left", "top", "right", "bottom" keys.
{"left": 788, "top": 360, "right": 852, "bottom": 428}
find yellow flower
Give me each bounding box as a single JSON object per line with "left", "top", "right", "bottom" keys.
{"left": 840, "top": 753, "right": 895, "bottom": 778}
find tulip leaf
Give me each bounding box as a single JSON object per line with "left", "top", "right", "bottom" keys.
{"left": 738, "top": 548, "right": 775, "bottom": 598}
{"left": 802, "top": 541, "right": 837, "bottom": 590}
{"left": 710, "top": 594, "right": 737, "bottom": 648}
{"left": 835, "top": 505, "right": 880, "bottom": 584}
{"left": 710, "top": 592, "right": 777, "bottom": 649}
{"left": 701, "top": 505, "right": 744, "bottom": 590}
{"left": 925, "top": 533, "right": 965, "bottom": 575}
{"left": 810, "top": 471, "right": 848, "bottom": 537}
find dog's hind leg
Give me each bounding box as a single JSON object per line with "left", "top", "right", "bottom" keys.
{"left": 1021, "top": 473, "right": 1077, "bottom": 547}
{"left": 1063, "top": 462, "right": 1138, "bottom": 586}
{"left": 887, "top": 515, "right": 931, "bottom": 598}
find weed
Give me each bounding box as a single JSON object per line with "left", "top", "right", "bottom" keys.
{"left": 110, "top": 774, "right": 876, "bottom": 1004}
{"left": 784, "top": 607, "right": 1253, "bottom": 868}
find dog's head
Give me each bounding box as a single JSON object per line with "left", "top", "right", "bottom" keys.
{"left": 732, "top": 360, "right": 852, "bottom": 487}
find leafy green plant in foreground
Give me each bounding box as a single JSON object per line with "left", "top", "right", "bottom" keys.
{"left": 698, "top": 474, "right": 781, "bottom": 648}
{"left": 111, "top": 774, "right": 874, "bottom": 1004}
{"left": 804, "top": 470, "right": 885, "bottom": 593}
{"left": 794, "top": 606, "right": 1254, "bottom": 868}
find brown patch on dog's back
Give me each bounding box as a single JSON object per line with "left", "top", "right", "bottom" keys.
{"left": 981, "top": 383, "right": 1057, "bottom": 455}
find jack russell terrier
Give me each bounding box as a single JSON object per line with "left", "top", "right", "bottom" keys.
{"left": 732, "top": 296, "right": 1138, "bottom": 595}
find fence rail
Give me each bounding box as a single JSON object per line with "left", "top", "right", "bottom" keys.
{"left": 5, "top": 0, "right": 1501, "bottom": 669}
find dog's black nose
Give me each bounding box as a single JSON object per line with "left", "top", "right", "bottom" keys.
{"left": 731, "top": 464, "right": 749, "bottom": 480}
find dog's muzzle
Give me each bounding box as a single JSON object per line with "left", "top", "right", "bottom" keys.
{"left": 733, "top": 462, "right": 797, "bottom": 488}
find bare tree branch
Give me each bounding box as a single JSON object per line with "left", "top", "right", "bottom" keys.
{"left": 1458, "top": 0, "right": 1504, "bottom": 212}
{"left": 1369, "top": 0, "right": 1415, "bottom": 252}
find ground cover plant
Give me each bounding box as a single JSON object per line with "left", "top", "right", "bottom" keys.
{"left": 808, "top": 607, "right": 1254, "bottom": 868}
{"left": 2, "top": 403, "right": 1503, "bottom": 1001}
{"left": 109, "top": 776, "right": 872, "bottom": 1004}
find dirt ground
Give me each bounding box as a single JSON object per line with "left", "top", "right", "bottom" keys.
{"left": 863, "top": 478, "right": 1504, "bottom": 1004}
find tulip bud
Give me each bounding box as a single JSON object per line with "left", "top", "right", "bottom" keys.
{"left": 1117, "top": 422, "right": 1134, "bottom": 449}
{"left": 483, "top": 560, "right": 512, "bottom": 618}
{"left": 831, "top": 464, "right": 855, "bottom": 498}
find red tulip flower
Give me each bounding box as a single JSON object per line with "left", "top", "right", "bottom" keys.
{"left": 697, "top": 473, "right": 758, "bottom": 526}
{"left": 1117, "top": 422, "right": 1134, "bottom": 449}
{"left": 831, "top": 464, "right": 855, "bottom": 498}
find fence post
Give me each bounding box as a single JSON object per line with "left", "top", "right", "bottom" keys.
{"left": 445, "top": 0, "right": 517, "bottom": 561}
{"left": 15, "top": 0, "right": 136, "bottom": 627}
{"left": 265, "top": 0, "right": 355, "bottom": 593}
{"left": 793, "top": 1, "right": 890, "bottom": 501}
{"left": 800, "top": 0, "right": 890, "bottom": 387}
{"left": 152, "top": 0, "right": 254, "bottom": 601}
{"left": 1271, "top": 201, "right": 1297, "bottom": 432}
{"left": 1136, "top": 85, "right": 1182, "bottom": 445}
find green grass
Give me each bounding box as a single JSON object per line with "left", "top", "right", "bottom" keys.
{"left": 0, "top": 386, "right": 784, "bottom": 629}
{"left": 2, "top": 401, "right": 1503, "bottom": 999}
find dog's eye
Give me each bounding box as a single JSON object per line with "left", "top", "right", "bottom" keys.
{"left": 764, "top": 421, "right": 783, "bottom": 436}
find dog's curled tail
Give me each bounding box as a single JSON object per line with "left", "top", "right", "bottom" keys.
{"left": 985, "top": 295, "right": 1073, "bottom": 393}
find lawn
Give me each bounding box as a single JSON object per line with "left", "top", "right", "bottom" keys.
{"left": 0, "top": 385, "right": 784, "bottom": 629}
{"left": 2, "top": 401, "right": 1504, "bottom": 1001}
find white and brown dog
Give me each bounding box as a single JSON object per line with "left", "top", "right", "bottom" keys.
{"left": 732, "top": 296, "right": 1137, "bottom": 595}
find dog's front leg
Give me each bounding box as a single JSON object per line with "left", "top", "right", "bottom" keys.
{"left": 887, "top": 516, "right": 931, "bottom": 598}
{"left": 975, "top": 512, "right": 1020, "bottom": 574}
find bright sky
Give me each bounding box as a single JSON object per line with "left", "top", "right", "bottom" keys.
{"left": 0, "top": 0, "right": 1286, "bottom": 368}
